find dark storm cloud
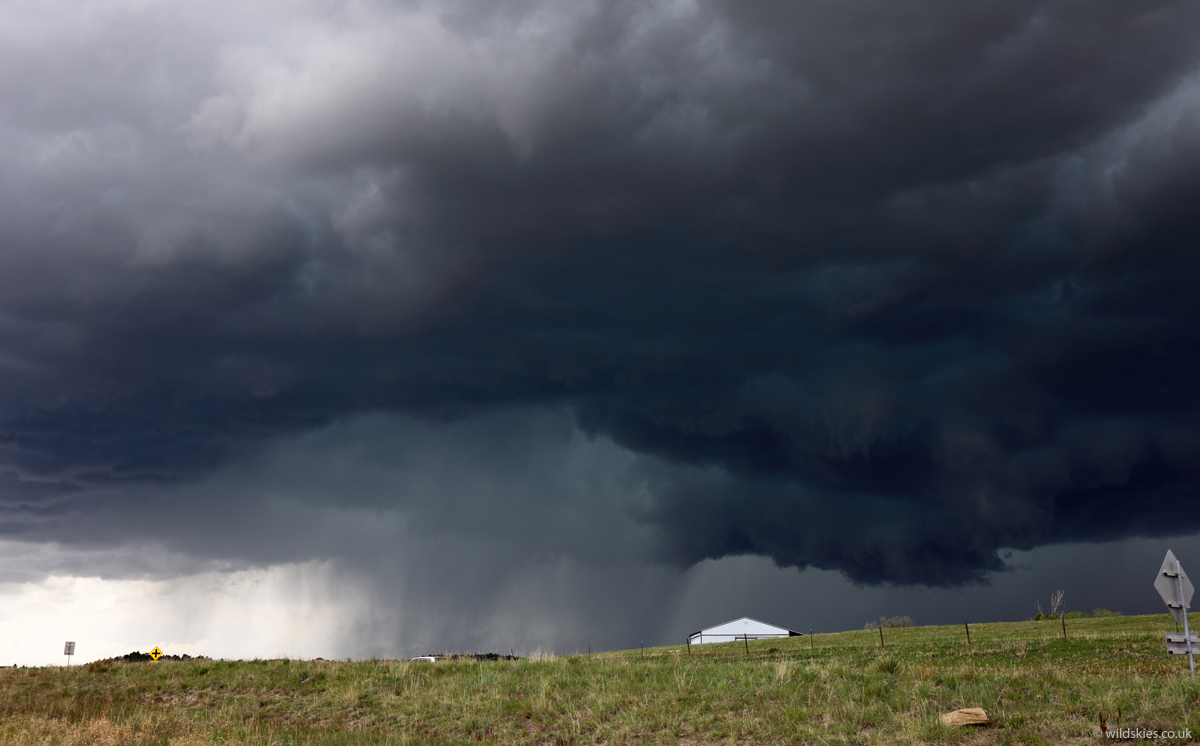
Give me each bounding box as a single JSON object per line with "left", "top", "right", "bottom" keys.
{"left": 3, "top": 0, "right": 1200, "bottom": 588}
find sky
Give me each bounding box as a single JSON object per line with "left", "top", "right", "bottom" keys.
{"left": 4, "top": 0, "right": 1200, "bottom": 665}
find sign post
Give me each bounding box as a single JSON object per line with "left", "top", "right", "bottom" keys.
{"left": 1155, "top": 550, "right": 1195, "bottom": 678}
{"left": 63, "top": 642, "right": 74, "bottom": 666}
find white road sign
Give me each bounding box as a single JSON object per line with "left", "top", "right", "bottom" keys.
{"left": 63, "top": 642, "right": 74, "bottom": 656}
{"left": 1156, "top": 549, "right": 1195, "bottom": 678}
{"left": 1155, "top": 549, "right": 1194, "bottom": 626}
{"left": 1167, "top": 633, "right": 1200, "bottom": 655}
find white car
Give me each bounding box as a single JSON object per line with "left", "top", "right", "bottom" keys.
{"left": 409, "top": 656, "right": 437, "bottom": 662}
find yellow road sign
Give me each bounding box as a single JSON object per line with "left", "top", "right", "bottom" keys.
{"left": 149, "top": 647, "right": 163, "bottom": 661}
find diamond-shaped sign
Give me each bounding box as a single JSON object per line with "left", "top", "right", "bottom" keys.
{"left": 149, "top": 647, "right": 163, "bottom": 661}
{"left": 1155, "top": 550, "right": 1194, "bottom": 626}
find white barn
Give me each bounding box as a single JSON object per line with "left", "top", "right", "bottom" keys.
{"left": 688, "top": 616, "right": 802, "bottom": 645}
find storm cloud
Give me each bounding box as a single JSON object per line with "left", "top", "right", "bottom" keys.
{"left": 4, "top": 0, "right": 1200, "bottom": 649}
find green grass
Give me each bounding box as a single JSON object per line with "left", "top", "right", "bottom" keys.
{"left": 3, "top": 613, "right": 1199, "bottom": 744}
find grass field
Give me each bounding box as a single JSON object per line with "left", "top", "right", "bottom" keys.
{"left": 3, "top": 613, "right": 1199, "bottom": 744}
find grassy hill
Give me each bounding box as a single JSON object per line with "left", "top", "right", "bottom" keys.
{"left": 3, "top": 613, "right": 1199, "bottom": 744}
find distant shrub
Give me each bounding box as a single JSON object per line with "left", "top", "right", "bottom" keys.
{"left": 865, "top": 615, "right": 914, "bottom": 630}
{"left": 1050, "top": 589, "right": 1066, "bottom": 616}
{"left": 1092, "top": 608, "right": 1123, "bottom": 617}
{"left": 112, "top": 651, "right": 202, "bottom": 663}
{"left": 1035, "top": 589, "right": 1068, "bottom": 619}
{"left": 1064, "top": 611, "right": 1090, "bottom": 619}
{"left": 438, "top": 653, "right": 522, "bottom": 662}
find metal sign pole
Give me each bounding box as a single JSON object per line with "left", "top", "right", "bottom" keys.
{"left": 1179, "top": 560, "right": 1195, "bottom": 678}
